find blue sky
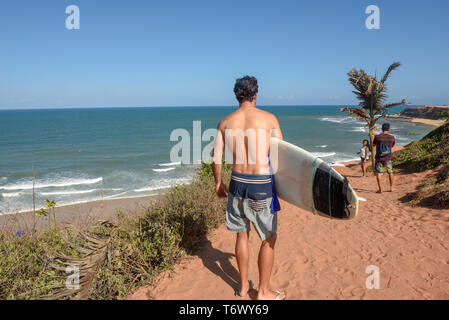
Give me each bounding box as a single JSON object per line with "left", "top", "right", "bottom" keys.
{"left": 0, "top": 0, "right": 448, "bottom": 109}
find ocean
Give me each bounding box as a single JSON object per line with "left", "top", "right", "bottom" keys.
{"left": 0, "top": 106, "right": 434, "bottom": 213}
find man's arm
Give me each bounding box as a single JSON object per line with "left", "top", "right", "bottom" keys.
{"left": 212, "top": 121, "right": 228, "bottom": 198}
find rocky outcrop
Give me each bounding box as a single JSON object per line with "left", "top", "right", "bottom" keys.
{"left": 399, "top": 106, "right": 449, "bottom": 120}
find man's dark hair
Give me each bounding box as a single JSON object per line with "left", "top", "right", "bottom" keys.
{"left": 382, "top": 123, "right": 390, "bottom": 132}
{"left": 234, "top": 76, "right": 258, "bottom": 103}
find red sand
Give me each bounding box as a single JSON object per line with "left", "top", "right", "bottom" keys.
{"left": 129, "top": 153, "right": 449, "bottom": 300}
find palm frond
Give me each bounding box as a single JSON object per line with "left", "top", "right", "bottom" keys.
{"left": 31, "top": 221, "right": 117, "bottom": 300}
{"left": 340, "top": 107, "right": 369, "bottom": 124}
{"left": 381, "top": 62, "right": 401, "bottom": 84}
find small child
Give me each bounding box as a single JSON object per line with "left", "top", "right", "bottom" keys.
{"left": 357, "top": 139, "right": 370, "bottom": 177}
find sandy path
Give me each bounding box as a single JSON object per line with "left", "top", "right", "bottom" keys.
{"left": 129, "top": 161, "right": 449, "bottom": 300}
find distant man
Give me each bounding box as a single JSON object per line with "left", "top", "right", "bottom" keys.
{"left": 373, "top": 123, "right": 396, "bottom": 193}
{"left": 212, "top": 76, "right": 285, "bottom": 300}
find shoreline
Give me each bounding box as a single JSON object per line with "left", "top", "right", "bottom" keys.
{"left": 0, "top": 189, "right": 170, "bottom": 216}
{"left": 0, "top": 192, "right": 167, "bottom": 233}
{"left": 386, "top": 114, "right": 446, "bottom": 127}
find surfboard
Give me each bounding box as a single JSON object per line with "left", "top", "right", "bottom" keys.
{"left": 270, "top": 137, "right": 358, "bottom": 220}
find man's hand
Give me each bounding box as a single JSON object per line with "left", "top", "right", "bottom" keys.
{"left": 216, "top": 182, "right": 228, "bottom": 198}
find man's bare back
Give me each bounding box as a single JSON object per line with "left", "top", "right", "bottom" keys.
{"left": 214, "top": 105, "right": 283, "bottom": 175}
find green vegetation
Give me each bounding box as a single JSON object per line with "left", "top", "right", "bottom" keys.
{"left": 35, "top": 199, "right": 57, "bottom": 231}
{"left": 0, "top": 230, "right": 81, "bottom": 299}
{"left": 0, "top": 162, "right": 232, "bottom": 300}
{"left": 394, "top": 122, "right": 449, "bottom": 172}
{"left": 394, "top": 122, "right": 449, "bottom": 208}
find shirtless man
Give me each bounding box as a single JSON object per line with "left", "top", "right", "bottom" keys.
{"left": 212, "top": 76, "right": 285, "bottom": 300}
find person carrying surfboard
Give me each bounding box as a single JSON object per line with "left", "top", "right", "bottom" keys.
{"left": 212, "top": 76, "right": 286, "bottom": 300}
{"left": 373, "top": 123, "right": 396, "bottom": 193}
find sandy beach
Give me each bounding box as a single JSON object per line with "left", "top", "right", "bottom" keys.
{"left": 129, "top": 152, "right": 449, "bottom": 300}
{"left": 0, "top": 194, "right": 164, "bottom": 233}
{"left": 387, "top": 115, "right": 447, "bottom": 127}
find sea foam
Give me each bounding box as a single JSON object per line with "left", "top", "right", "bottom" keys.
{"left": 159, "top": 162, "right": 181, "bottom": 167}
{"left": 40, "top": 189, "right": 98, "bottom": 196}
{"left": 1, "top": 192, "right": 21, "bottom": 198}
{"left": 0, "top": 177, "right": 103, "bottom": 191}
{"left": 320, "top": 117, "right": 353, "bottom": 123}
{"left": 350, "top": 126, "right": 367, "bottom": 132}
{"left": 152, "top": 167, "right": 176, "bottom": 173}
{"left": 312, "top": 152, "right": 337, "bottom": 158}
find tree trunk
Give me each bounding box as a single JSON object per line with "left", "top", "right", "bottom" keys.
{"left": 369, "top": 124, "right": 376, "bottom": 176}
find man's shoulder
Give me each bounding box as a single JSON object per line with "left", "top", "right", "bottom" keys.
{"left": 383, "top": 133, "right": 395, "bottom": 140}
{"left": 376, "top": 133, "right": 395, "bottom": 139}
{"left": 218, "top": 109, "right": 241, "bottom": 130}
{"left": 254, "top": 108, "right": 278, "bottom": 122}
{"left": 253, "top": 106, "right": 274, "bottom": 116}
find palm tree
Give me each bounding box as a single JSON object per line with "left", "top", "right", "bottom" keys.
{"left": 341, "top": 62, "right": 407, "bottom": 171}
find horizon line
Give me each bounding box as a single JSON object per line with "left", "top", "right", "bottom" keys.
{"left": 0, "top": 104, "right": 419, "bottom": 111}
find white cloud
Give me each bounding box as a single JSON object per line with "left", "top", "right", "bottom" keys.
{"left": 277, "top": 94, "right": 295, "bottom": 100}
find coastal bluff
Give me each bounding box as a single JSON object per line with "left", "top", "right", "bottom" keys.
{"left": 399, "top": 105, "right": 449, "bottom": 120}
{"left": 387, "top": 105, "right": 449, "bottom": 126}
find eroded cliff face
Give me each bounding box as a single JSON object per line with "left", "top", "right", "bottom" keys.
{"left": 400, "top": 106, "right": 449, "bottom": 120}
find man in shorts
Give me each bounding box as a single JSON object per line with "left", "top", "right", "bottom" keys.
{"left": 373, "top": 123, "right": 396, "bottom": 193}
{"left": 212, "top": 76, "right": 285, "bottom": 300}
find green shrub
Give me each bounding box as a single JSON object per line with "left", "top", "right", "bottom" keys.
{"left": 394, "top": 122, "right": 449, "bottom": 172}
{"left": 0, "top": 230, "right": 80, "bottom": 299}
{"left": 393, "top": 122, "right": 449, "bottom": 209}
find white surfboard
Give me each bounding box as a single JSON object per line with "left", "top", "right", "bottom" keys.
{"left": 270, "top": 137, "right": 358, "bottom": 219}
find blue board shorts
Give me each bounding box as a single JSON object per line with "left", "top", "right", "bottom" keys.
{"left": 226, "top": 172, "right": 277, "bottom": 241}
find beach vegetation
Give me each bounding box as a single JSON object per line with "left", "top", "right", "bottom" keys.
{"left": 394, "top": 122, "right": 449, "bottom": 172}
{"left": 394, "top": 122, "right": 449, "bottom": 208}
{"left": 0, "top": 161, "right": 232, "bottom": 300}
{"left": 35, "top": 199, "right": 57, "bottom": 231}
